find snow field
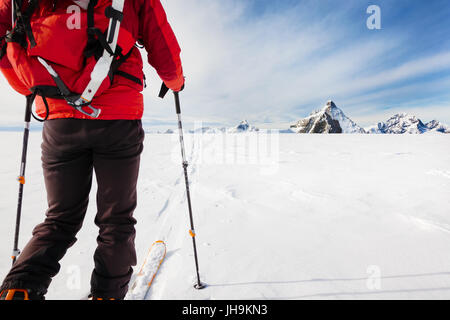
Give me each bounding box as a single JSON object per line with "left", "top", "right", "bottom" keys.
{"left": 0, "top": 132, "right": 449, "bottom": 299}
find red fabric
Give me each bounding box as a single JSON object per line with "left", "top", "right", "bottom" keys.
{"left": 0, "top": 67, "right": 30, "bottom": 96}
{"left": 139, "top": 0, "right": 184, "bottom": 91}
{"left": 0, "top": 0, "right": 184, "bottom": 120}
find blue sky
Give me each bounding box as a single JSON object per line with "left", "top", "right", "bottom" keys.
{"left": 137, "top": 0, "right": 450, "bottom": 129}
{"left": 0, "top": 0, "right": 449, "bottom": 129}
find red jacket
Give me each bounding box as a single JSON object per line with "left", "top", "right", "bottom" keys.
{"left": 0, "top": 0, "right": 184, "bottom": 120}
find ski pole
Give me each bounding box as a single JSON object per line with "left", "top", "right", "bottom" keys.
{"left": 12, "top": 94, "right": 35, "bottom": 265}
{"left": 173, "top": 91, "right": 205, "bottom": 290}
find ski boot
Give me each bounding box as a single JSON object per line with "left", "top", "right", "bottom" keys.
{"left": 88, "top": 294, "right": 118, "bottom": 300}
{"left": 0, "top": 288, "right": 44, "bottom": 300}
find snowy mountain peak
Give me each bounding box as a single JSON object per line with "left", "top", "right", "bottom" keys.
{"left": 426, "top": 120, "right": 450, "bottom": 133}
{"left": 367, "top": 113, "right": 449, "bottom": 134}
{"left": 326, "top": 100, "right": 337, "bottom": 108}
{"left": 291, "top": 101, "right": 365, "bottom": 134}
{"left": 237, "top": 120, "right": 250, "bottom": 131}
{"left": 387, "top": 113, "right": 427, "bottom": 133}
{"left": 390, "top": 113, "right": 420, "bottom": 122}
{"left": 227, "top": 120, "right": 259, "bottom": 133}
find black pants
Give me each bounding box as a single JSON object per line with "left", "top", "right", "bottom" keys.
{"left": 0, "top": 119, "right": 145, "bottom": 299}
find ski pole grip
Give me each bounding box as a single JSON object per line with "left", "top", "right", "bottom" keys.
{"left": 158, "top": 82, "right": 170, "bottom": 99}
{"left": 24, "top": 94, "right": 36, "bottom": 123}
{"left": 174, "top": 91, "right": 181, "bottom": 115}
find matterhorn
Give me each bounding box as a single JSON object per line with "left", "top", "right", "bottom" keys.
{"left": 290, "top": 100, "right": 365, "bottom": 134}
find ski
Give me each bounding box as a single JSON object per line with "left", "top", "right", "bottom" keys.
{"left": 125, "top": 240, "right": 167, "bottom": 300}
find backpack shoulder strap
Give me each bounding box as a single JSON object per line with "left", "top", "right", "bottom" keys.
{"left": 76, "top": 0, "right": 125, "bottom": 106}
{"left": 7, "top": 0, "right": 38, "bottom": 48}
{"left": 37, "top": 0, "right": 127, "bottom": 118}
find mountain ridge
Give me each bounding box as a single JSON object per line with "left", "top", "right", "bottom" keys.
{"left": 366, "top": 113, "right": 450, "bottom": 134}
{"left": 290, "top": 101, "right": 449, "bottom": 134}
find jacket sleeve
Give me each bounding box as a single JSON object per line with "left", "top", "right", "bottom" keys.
{"left": 0, "top": 0, "right": 29, "bottom": 95}
{"left": 0, "top": 0, "right": 11, "bottom": 69}
{"left": 139, "top": 0, "right": 184, "bottom": 91}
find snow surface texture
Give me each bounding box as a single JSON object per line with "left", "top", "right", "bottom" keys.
{"left": 0, "top": 132, "right": 450, "bottom": 300}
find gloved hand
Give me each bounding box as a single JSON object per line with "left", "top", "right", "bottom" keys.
{"left": 177, "top": 83, "right": 185, "bottom": 92}
{"left": 159, "top": 80, "right": 185, "bottom": 99}
{"left": 170, "top": 76, "right": 185, "bottom": 92}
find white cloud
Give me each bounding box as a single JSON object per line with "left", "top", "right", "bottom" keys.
{"left": 144, "top": 0, "right": 450, "bottom": 129}
{"left": 0, "top": 0, "right": 449, "bottom": 131}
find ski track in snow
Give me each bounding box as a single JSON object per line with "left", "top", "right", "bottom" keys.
{"left": 426, "top": 169, "right": 450, "bottom": 180}
{"left": 146, "top": 134, "right": 206, "bottom": 300}
{"left": 408, "top": 217, "right": 450, "bottom": 235}
{"left": 135, "top": 134, "right": 450, "bottom": 300}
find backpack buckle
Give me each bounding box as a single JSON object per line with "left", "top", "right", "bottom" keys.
{"left": 105, "top": 6, "right": 124, "bottom": 44}
{"left": 68, "top": 97, "right": 102, "bottom": 118}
